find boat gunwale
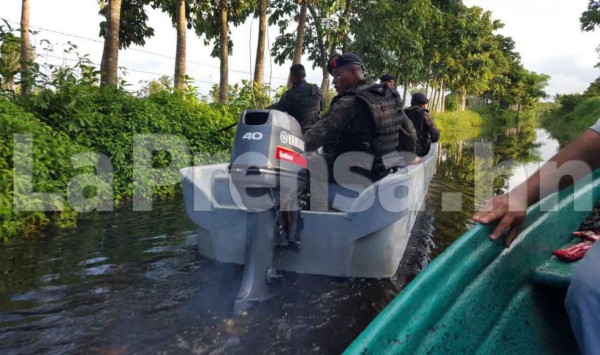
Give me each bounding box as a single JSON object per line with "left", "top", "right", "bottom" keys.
{"left": 345, "top": 168, "right": 600, "bottom": 354}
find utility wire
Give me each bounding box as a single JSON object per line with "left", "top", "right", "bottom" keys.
{"left": 4, "top": 19, "right": 288, "bottom": 82}
{"left": 43, "top": 53, "right": 219, "bottom": 85}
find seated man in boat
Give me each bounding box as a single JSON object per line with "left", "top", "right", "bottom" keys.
{"left": 404, "top": 93, "right": 440, "bottom": 157}
{"left": 268, "top": 63, "right": 324, "bottom": 132}
{"left": 473, "top": 117, "right": 600, "bottom": 355}
{"left": 303, "top": 53, "right": 416, "bottom": 211}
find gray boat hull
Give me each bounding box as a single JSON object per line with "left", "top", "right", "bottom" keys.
{"left": 180, "top": 144, "right": 437, "bottom": 279}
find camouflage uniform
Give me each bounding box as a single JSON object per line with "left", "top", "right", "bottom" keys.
{"left": 305, "top": 80, "right": 417, "bottom": 181}
{"left": 268, "top": 81, "right": 324, "bottom": 132}
{"left": 404, "top": 106, "right": 440, "bottom": 157}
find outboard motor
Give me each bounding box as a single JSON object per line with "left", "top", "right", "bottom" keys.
{"left": 229, "top": 109, "right": 308, "bottom": 312}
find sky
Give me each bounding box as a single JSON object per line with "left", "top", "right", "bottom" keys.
{"left": 463, "top": 0, "right": 598, "bottom": 97}
{"left": 3, "top": 0, "right": 599, "bottom": 99}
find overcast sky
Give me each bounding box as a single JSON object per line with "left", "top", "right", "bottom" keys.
{"left": 3, "top": 0, "right": 599, "bottom": 98}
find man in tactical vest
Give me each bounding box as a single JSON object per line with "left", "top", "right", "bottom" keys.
{"left": 303, "top": 53, "right": 416, "bottom": 210}
{"left": 268, "top": 64, "right": 324, "bottom": 132}
{"left": 404, "top": 93, "right": 440, "bottom": 157}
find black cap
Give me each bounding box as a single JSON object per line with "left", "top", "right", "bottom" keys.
{"left": 411, "top": 92, "right": 429, "bottom": 105}
{"left": 290, "top": 63, "right": 306, "bottom": 78}
{"left": 380, "top": 74, "right": 394, "bottom": 82}
{"left": 327, "top": 53, "right": 364, "bottom": 75}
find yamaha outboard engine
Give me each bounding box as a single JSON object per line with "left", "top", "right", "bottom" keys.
{"left": 229, "top": 109, "right": 307, "bottom": 312}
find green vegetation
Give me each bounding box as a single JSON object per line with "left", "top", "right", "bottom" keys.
{"left": 435, "top": 110, "right": 483, "bottom": 142}
{"left": 542, "top": 95, "right": 600, "bottom": 146}
{"left": 4, "top": 0, "right": 598, "bottom": 239}
{"left": 436, "top": 110, "right": 483, "bottom": 131}
{"left": 1, "top": 70, "right": 238, "bottom": 237}
{"left": 8, "top": 0, "right": 552, "bottom": 107}
{"left": 1, "top": 97, "right": 83, "bottom": 237}
{"left": 580, "top": 0, "right": 600, "bottom": 68}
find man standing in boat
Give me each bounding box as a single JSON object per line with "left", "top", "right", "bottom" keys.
{"left": 303, "top": 53, "right": 416, "bottom": 210}
{"left": 473, "top": 118, "right": 600, "bottom": 355}
{"left": 404, "top": 93, "right": 440, "bottom": 157}
{"left": 268, "top": 63, "right": 324, "bottom": 132}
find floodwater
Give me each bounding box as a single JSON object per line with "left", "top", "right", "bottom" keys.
{"left": 0, "top": 121, "right": 559, "bottom": 354}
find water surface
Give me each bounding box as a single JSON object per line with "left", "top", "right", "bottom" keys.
{"left": 0, "top": 122, "right": 559, "bottom": 353}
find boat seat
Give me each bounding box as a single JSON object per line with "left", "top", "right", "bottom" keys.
{"left": 327, "top": 183, "right": 361, "bottom": 211}
{"left": 531, "top": 256, "right": 578, "bottom": 289}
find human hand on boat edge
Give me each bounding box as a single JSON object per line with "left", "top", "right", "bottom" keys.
{"left": 473, "top": 125, "right": 600, "bottom": 249}
{"left": 472, "top": 190, "right": 529, "bottom": 248}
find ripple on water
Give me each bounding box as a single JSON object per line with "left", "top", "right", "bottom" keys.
{"left": 40, "top": 274, "right": 60, "bottom": 283}
{"left": 144, "top": 246, "right": 172, "bottom": 254}
{"left": 140, "top": 234, "right": 168, "bottom": 242}
{"left": 82, "top": 264, "right": 113, "bottom": 276}
{"left": 79, "top": 256, "right": 109, "bottom": 266}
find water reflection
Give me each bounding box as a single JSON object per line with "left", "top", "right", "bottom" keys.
{"left": 0, "top": 116, "right": 559, "bottom": 353}
{"left": 427, "top": 119, "right": 557, "bottom": 257}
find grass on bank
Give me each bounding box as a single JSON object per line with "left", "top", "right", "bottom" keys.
{"left": 435, "top": 110, "right": 483, "bottom": 142}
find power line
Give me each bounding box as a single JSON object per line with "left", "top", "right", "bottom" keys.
{"left": 43, "top": 53, "right": 220, "bottom": 85}
{"left": 4, "top": 19, "right": 288, "bottom": 82}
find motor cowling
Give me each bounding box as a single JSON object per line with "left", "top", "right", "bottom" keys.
{"left": 229, "top": 109, "right": 308, "bottom": 212}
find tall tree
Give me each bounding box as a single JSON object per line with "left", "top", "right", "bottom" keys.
{"left": 174, "top": 0, "right": 187, "bottom": 89}
{"left": 99, "top": 0, "right": 155, "bottom": 87}
{"left": 581, "top": 0, "right": 600, "bottom": 67}
{"left": 151, "top": 0, "right": 190, "bottom": 90}
{"left": 193, "top": 0, "right": 254, "bottom": 104}
{"left": 19, "top": 0, "right": 32, "bottom": 96}
{"left": 581, "top": 0, "right": 600, "bottom": 32}
{"left": 253, "top": 0, "right": 267, "bottom": 85}
{"left": 271, "top": 0, "right": 354, "bottom": 100}
{"left": 350, "top": 0, "right": 433, "bottom": 104}
{"left": 218, "top": 0, "right": 228, "bottom": 103}
{"left": 292, "top": 0, "right": 308, "bottom": 65}
{"left": 584, "top": 76, "right": 600, "bottom": 96}
{"left": 100, "top": 0, "right": 155, "bottom": 48}
{"left": 100, "top": 0, "right": 123, "bottom": 87}
{"left": 306, "top": 3, "right": 329, "bottom": 97}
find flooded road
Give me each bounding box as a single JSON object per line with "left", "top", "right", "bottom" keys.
{"left": 0, "top": 122, "right": 559, "bottom": 353}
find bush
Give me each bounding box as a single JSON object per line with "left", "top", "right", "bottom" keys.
{"left": 556, "top": 94, "right": 585, "bottom": 115}
{"left": 2, "top": 82, "right": 238, "bottom": 237}
{"left": 434, "top": 110, "right": 483, "bottom": 142}
{"left": 0, "top": 97, "right": 85, "bottom": 238}
{"left": 444, "top": 93, "right": 460, "bottom": 111}
{"left": 542, "top": 96, "right": 600, "bottom": 145}
{"left": 21, "top": 85, "right": 236, "bottom": 203}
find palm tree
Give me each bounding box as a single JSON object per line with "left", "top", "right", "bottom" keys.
{"left": 100, "top": 0, "right": 122, "bottom": 87}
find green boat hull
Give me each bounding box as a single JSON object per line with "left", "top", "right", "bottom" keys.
{"left": 346, "top": 170, "right": 600, "bottom": 354}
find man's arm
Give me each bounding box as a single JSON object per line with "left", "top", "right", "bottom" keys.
{"left": 473, "top": 127, "right": 600, "bottom": 247}
{"left": 267, "top": 91, "right": 290, "bottom": 111}
{"left": 424, "top": 111, "right": 440, "bottom": 143}
{"left": 397, "top": 110, "right": 417, "bottom": 154}
{"left": 304, "top": 96, "right": 362, "bottom": 152}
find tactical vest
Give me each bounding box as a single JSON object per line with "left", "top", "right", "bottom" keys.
{"left": 287, "top": 83, "right": 322, "bottom": 131}
{"left": 405, "top": 107, "right": 431, "bottom": 156}
{"left": 330, "top": 83, "right": 403, "bottom": 178}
